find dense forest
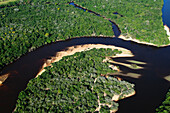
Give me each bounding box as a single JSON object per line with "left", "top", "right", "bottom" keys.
{"left": 0, "top": 0, "right": 169, "bottom": 112}
{"left": 75, "top": 0, "right": 169, "bottom": 45}
{"left": 14, "top": 48, "right": 135, "bottom": 112}
{"left": 0, "top": 0, "right": 113, "bottom": 70}
{"left": 0, "top": 0, "right": 169, "bottom": 70}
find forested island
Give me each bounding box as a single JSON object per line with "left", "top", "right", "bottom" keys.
{"left": 0, "top": 0, "right": 169, "bottom": 112}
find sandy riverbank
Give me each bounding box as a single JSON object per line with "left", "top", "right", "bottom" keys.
{"left": 118, "top": 25, "right": 170, "bottom": 47}
{"left": 1, "top": 24, "right": 169, "bottom": 85}
{"left": 36, "top": 44, "right": 133, "bottom": 77}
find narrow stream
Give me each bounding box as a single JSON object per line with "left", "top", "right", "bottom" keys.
{"left": 69, "top": 2, "right": 121, "bottom": 37}
{"left": 0, "top": 1, "right": 170, "bottom": 113}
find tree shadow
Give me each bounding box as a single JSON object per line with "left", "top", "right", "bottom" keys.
{"left": 0, "top": 37, "right": 169, "bottom": 113}
{"left": 108, "top": 39, "right": 170, "bottom": 113}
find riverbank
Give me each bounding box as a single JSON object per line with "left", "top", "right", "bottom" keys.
{"left": 36, "top": 44, "right": 133, "bottom": 78}
{"left": 0, "top": 0, "right": 169, "bottom": 72}
{"left": 75, "top": 0, "right": 169, "bottom": 45}
{"left": 0, "top": 1, "right": 113, "bottom": 71}
{"left": 0, "top": 0, "right": 169, "bottom": 112}
{"left": 116, "top": 25, "right": 170, "bottom": 47}
{"left": 14, "top": 48, "right": 136, "bottom": 113}
{"left": 0, "top": 43, "right": 131, "bottom": 86}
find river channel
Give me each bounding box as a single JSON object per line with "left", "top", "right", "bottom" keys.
{"left": 0, "top": 0, "right": 170, "bottom": 113}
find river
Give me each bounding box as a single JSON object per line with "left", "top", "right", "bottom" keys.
{"left": 0, "top": 0, "right": 170, "bottom": 113}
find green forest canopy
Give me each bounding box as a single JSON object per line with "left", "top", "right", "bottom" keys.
{"left": 14, "top": 48, "right": 135, "bottom": 112}
{"left": 0, "top": 0, "right": 169, "bottom": 112}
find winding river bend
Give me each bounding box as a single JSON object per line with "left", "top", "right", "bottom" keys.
{"left": 0, "top": 0, "right": 170, "bottom": 113}
{"left": 0, "top": 37, "right": 170, "bottom": 113}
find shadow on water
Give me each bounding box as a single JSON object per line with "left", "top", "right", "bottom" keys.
{"left": 0, "top": 37, "right": 170, "bottom": 113}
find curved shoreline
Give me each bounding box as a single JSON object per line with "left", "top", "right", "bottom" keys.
{"left": 13, "top": 46, "right": 136, "bottom": 113}
{"left": 1, "top": 26, "right": 170, "bottom": 85}
{"left": 118, "top": 25, "right": 170, "bottom": 47}
{"left": 0, "top": 0, "right": 169, "bottom": 112}
{"left": 1, "top": 24, "right": 170, "bottom": 84}
{"left": 36, "top": 44, "right": 133, "bottom": 77}
{"left": 0, "top": 36, "right": 169, "bottom": 112}
{"left": 0, "top": 42, "right": 136, "bottom": 112}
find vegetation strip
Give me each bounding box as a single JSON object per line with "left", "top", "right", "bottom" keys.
{"left": 0, "top": 0, "right": 17, "bottom": 5}
{"left": 0, "top": 0, "right": 22, "bottom": 8}
{"left": 69, "top": 1, "right": 122, "bottom": 37}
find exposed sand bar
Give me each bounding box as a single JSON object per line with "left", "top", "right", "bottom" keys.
{"left": 0, "top": 44, "right": 132, "bottom": 85}
{"left": 36, "top": 44, "right": 133, "bottom": 77}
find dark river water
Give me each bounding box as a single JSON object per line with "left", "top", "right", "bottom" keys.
{"left": 0, "top": 37, "right": 169, "bottom": 113}
{"left": 0, "top": 1, "right": 170, "bottom": 113}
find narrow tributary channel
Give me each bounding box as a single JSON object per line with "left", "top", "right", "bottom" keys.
{"left": 0, "top": 1, "right": 170, "bottom": 113}
{"left": 69, "top": 2, "right": 121, "bottom": 37}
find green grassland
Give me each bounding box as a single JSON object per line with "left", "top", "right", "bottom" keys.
{"left": 75, "top": 0, "right": 169, "bottom": 45}
{"left": 14, "top": 48, "right": 135, "bottom": 112}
